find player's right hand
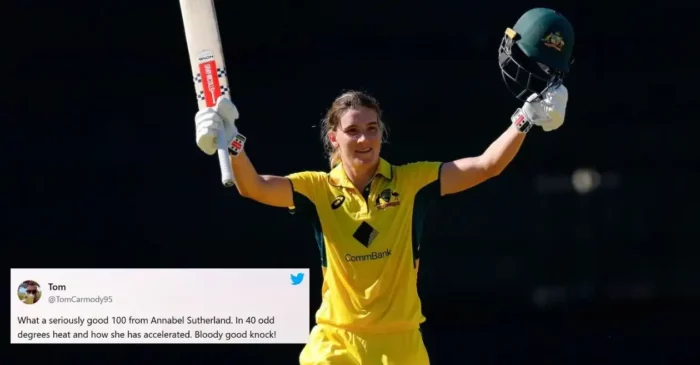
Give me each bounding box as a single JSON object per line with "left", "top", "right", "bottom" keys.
{"left": 511, "top": 85, "right": 568, "bottom": 133}
{"left": 195, "top": 96, "right": 240, "bottom": 155}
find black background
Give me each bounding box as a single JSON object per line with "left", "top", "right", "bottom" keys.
{"left": 10, "top": 0, "right": 700, "bottom": 363}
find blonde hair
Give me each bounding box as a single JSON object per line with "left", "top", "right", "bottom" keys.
{"left": 320, "top": 90, "right": 388, "bottom": 168}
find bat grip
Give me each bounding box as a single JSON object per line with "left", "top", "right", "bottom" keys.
{"left": 216, "top": 129, "right": 235, "bottom": 187}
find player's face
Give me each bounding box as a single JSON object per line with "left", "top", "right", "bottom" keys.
{"left": 332, "top": 107, "right": 381, "bottom": 167}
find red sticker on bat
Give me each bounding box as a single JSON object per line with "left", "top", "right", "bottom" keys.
{"left": 197, "top": 50, "right": 222, "bottom": 107}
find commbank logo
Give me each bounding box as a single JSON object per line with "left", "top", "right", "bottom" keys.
{"left": 345, "top": 249, "right": 392, "bottom": 262}
{"left": 331, "top": 196, "right": 345, "bottom": 210}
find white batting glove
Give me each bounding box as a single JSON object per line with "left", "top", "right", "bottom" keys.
{"left": 511, "top": 84, "right": 568, "bottom": 133}
{"left": 194, "top": 96, "right": 246, "bottom": 156}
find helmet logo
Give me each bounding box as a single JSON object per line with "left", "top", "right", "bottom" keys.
{"left": 542, "top": 32, "right": 565, "bottom": 51}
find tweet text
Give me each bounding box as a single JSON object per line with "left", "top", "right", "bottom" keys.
{"left": 11, "top": 268, "right": 310, "bottom": 344}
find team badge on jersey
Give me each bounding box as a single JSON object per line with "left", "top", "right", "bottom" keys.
{"left": 375, "top": 188, "right": 400, "bottom": 210}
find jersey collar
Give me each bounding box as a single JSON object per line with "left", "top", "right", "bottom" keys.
{"left": 329, "top": 158, "right": 393, "bottom": 188}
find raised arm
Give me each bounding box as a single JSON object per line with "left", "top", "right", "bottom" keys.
{"left": 440, "top": 125, "right": 525, "bottom": 196}
{"left": 440, "top": 86, "right": 568, "bottom": 196}
{"left": 230, "top": 151, "right": 293, "bottom": 208}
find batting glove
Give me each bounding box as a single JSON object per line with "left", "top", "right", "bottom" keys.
{"left": 194, "top": 96, "right": 246, "bottom": 156}
{"left": 511, "top": 84, "right": 568, "bottom": 133}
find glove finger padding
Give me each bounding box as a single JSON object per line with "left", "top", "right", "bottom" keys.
{"left": 523, "top": 93, "right": 551, "bottom": 123}
{"left": 195, "top": 108, "right": 223, "bottom": 155}
{"left": 539, "top": 85, "right": 568, "bottom": 132}
{"left": 214, "top": 96, "right": 239, "bottom": 121}
{"left": 214, "top": 96, "right": 240, "bottom": 142}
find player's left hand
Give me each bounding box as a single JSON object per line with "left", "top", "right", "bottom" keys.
{"left": 526, "top": 84, "right": 568, "bottom": 132}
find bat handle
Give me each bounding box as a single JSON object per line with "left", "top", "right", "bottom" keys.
{"left": 216, "top": 129, "right": 235, "bottom": 187}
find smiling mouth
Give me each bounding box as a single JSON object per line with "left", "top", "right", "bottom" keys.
{"left": 356, "top": 148, "right": 372, "bottom": 154}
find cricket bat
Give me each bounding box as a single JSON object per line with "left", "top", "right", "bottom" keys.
{"left": 179, "top": 0, "right": 235, "bottom": 187}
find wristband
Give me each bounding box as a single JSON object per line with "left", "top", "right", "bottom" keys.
{"left": 228, "top": 133, "right": 247, "bottom": 156}
{"left": 511, "top": 108, "right": 533, "bottom": 133}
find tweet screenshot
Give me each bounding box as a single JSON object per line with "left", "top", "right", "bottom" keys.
{"left": 11, "top": 268, "right": 310, "bottom": 344}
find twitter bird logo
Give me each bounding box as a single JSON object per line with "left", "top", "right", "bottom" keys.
{"left": 290, "top": 273, "right": 304, "bottom": 285}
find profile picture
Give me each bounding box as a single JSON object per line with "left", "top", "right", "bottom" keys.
{"left": 18, "top": 280, "right": 42, "bottom": 304}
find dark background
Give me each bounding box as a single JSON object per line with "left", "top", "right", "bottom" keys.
{"left": 11, "top": 0, "right": 699, "bottom": 363}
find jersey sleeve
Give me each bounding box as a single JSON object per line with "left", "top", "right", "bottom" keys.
{"left": 398, "top": 161, "right": 443, "bottom": 199}
{"left": 285, "top": 171, "right": 326, "bottom": 212}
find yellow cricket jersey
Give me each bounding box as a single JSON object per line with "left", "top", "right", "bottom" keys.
{"left": 286, "top": 158, "right": 442, "bottom": 333}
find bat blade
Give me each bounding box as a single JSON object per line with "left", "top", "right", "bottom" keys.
{"left": 179, "top": 0, "right": 234, "bottom": 187}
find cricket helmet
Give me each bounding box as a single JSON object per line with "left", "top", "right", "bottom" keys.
{"left": 498, "top": 8, "right": 574, "bottom": 101}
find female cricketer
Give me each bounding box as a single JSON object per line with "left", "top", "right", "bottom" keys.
{"left": 193, "top": 7, "right": 573, "bottom": 364}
